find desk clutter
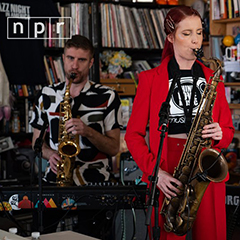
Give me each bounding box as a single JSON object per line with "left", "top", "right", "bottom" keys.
{"left": 0, "top": 230, "right": 99, "bottom": 240}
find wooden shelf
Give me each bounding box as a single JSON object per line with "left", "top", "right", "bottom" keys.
{"left": 229, "top": 104, "right": 240, "bottom": 109}
{"left": 224, "top": 82, "right": 240, "bottom": 86}
{"left": 213, "top": 17, "right": 240, "bottom": 23}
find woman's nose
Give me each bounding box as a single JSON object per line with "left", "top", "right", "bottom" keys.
{"left": 192, "top": 34, "right": 199, "bottom": 44}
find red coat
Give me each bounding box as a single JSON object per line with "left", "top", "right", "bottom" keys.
{"left": 125, "top": 56, "right": 234, "bottom": 240}
{"left": 125, "top": 55, "right": 234, "bottom": 183}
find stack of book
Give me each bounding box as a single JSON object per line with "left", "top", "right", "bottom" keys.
{"left": 212, "top": 0, "right": 239, "bottom": 20}
{"left": 100, "top": 3, "right": 169, "bottom": 49}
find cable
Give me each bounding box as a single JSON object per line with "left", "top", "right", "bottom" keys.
{"left": 120, "top": 208, "right": 126, "bottom": 240}
{"left": 130, "top": 206, "right": 137, "bottom": 240}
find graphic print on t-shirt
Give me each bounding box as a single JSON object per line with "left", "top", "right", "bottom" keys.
{"left": 169, "top": 76, "right": 206, "bottom": 125}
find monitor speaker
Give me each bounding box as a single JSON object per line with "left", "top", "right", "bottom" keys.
{"left": 120, "top": 151, "right": 142, "bottom": 183}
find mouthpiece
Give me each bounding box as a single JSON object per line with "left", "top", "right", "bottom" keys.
{"left": 193, "top": 48, "right": 204, "bottom": 59}
{"left": 70, "top": 73, "right": 76, "bottom": 80}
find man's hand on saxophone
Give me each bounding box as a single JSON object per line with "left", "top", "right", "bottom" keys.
{"left": 48, "top": 152, "right": 60, "bottom": 174}
{"left": 65, "top": 117, "right": 120, "bottom": 157}
{"left": 65, "top": 118, "right": 90, "bottom": 137}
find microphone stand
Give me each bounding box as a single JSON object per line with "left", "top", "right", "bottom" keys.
{"left": 145, "top": 74, "right": 179, "bottom": 240}
{"left": 33, "top": 113, "right": 48, "bottom": 233}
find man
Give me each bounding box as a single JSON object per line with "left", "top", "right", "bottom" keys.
{"left": 31, "top": 35, "right": 122, "bottom": 186}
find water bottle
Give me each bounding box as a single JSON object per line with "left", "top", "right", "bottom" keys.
{"left": 8, "top": 227, "right": 17, "bottom": 234}
{"left": 31, "top": 232, "right": 40, "bottom": 239}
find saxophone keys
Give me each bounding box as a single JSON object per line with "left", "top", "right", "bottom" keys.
{"left": 182, "top": 166, "right": 191, "bottom": 175}
{"left": 190, "top": 146, "right": 197, "bottom": 154}
{"left": 164, "top": 222, "right": 173, "bottom": 233}
{"left": 203, "top": 111, "right": 210, "bottom": 116}
{"left": 179, "top": 175, "right": 188, "bottom": 185}
{"left": 175, "top": 215, "right": 183, "bottom": 229}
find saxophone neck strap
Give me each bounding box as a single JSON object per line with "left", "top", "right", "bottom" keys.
{"left": 169, "top": 57, "right": 201, "bottom": 133}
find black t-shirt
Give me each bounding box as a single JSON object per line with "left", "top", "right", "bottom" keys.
{"left": 167, "top": 59, "right": 206, "bottom": 134}
{"left": 0, "top": 0, "right": 60, "bottom": 85}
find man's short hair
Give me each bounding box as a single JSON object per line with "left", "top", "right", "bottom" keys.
{"left": 64, "top": 35, "right": 94, "bottom": 58}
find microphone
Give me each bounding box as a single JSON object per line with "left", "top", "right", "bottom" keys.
{"left": 34, "top": 111, "right": 49, "bottom": 153}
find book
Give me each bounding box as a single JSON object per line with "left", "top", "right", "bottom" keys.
{"left": 119, "top": 5, "right": 131, "bottom": 48}
{"left": 115, "top": 4, "right": 124, "bottom": 48}
{"left": 53, "top": 58, "right": 64, "bottom": 83}
{"left": 233, "top": 0, "right": 239, "bottom": 17}
{"left": 228, "top": 0, "right": 233, "bottom": 18}
{"left": 100, "top": 3, "right": 107, "bottom": 47}
{"left": 17, "top": 85, "right": 23, "bottom": 97}
{"left": 156, "top": 9, "right": 167, "bottom": 44}
{"left": 124, "top": 6, "right": 138, "bottom": 48}
{"left": 212, "top": 0, "right": 221, "bottom": 19}
{"left": 91, "top": 2, "right": 98, "bottom": 47}
{"left": 150, "top": 9, "right": 164, "bottom": 49}
{"left": 220, "top": 0, "right": 228, "bottom": 18}
{"left": 43, "top": 55, "right": 53, "bottom": 85}
{"left": 121, "top": 98, "right": 130, "bottom": 127}
{"left": 21, "top": 84, "right": 29, "bottom": 97}
{"left": 105, "top": 3, "right": 111, "bottom": 47}
{"left": 133, "top": 60, "right": 152, "bottom": 73}
{"left": 49, "top": 56, "right": 59, "bottom": 83}
{"left": 27, "top": 85, "right": 33, "bottom": 96}
{"left": 110, "top": 4, "right": 120, "bottom": 48}
{"left": 82, "top": 3, "right": 90, "bottom": 38}
{"left": 138, "top": 8, "right": 154, "bottom": 49}
{"left": 131, "top": 8, "right": 149, "bottom": 49}
{"left": 144, "top": 8, "right": 159, "bottom": 49}
{"left": 123, "top": 71, "right": 138, "bottom": 87}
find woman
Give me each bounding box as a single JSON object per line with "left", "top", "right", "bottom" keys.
{"left": 125, "top": 5, "right": 234, "bottom": 240}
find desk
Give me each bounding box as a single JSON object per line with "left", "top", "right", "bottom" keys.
{"left": 0, "top": 230, "right": 99, "bottom": 240}
{"left": 30, "top": 231, "right": 99, "bottom": 240}
{"left": 0, "top": 229, "right": 28, "bottom": 240}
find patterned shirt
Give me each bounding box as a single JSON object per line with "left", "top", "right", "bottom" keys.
{"left": 31, "top": 80, "right": 122, "bottom": 185}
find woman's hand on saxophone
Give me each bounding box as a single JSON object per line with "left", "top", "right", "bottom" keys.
{"left": 202, "top": 122, "right": 222, "bottom": 141}
{"left": 157, "top": 169, "right": 183, "bottom": 199}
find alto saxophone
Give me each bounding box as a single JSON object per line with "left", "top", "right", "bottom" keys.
{"left": 57, "top": 73, "right": 81, "bottom": 186}
{"left": 160, "top": 49, "right": 228, "bottom": 235}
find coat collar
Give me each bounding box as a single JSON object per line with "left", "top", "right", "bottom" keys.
{"left": 156, "top": 55, "right": 213, "bottom": 83}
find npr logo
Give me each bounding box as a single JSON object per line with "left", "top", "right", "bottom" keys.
{"left": 7, "top": 17, "right": 72, "bottom": 39}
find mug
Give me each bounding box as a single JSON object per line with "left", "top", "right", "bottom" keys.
{"left": 225, "top": 46, "right": 237, "bottom": 61}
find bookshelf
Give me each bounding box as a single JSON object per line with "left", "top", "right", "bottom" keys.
{"left": 43, "top": 1, "right": 175, "bottom": 86}
{"left": 1, "top": 1, "right": 172, "bottom": 139}
{"left": 208, "top": 0, "right": 240, "bottom": 185}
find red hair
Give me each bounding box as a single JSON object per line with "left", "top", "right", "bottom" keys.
{"left": 161, "top": 5, "right": 202, "bottom": 61}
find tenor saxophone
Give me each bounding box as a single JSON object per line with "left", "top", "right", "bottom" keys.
{"left": 57, "top": 73, "right": 81, "bottom": 186}
{"left": 160, "top": 49, "right": 228, "bottom": 235}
